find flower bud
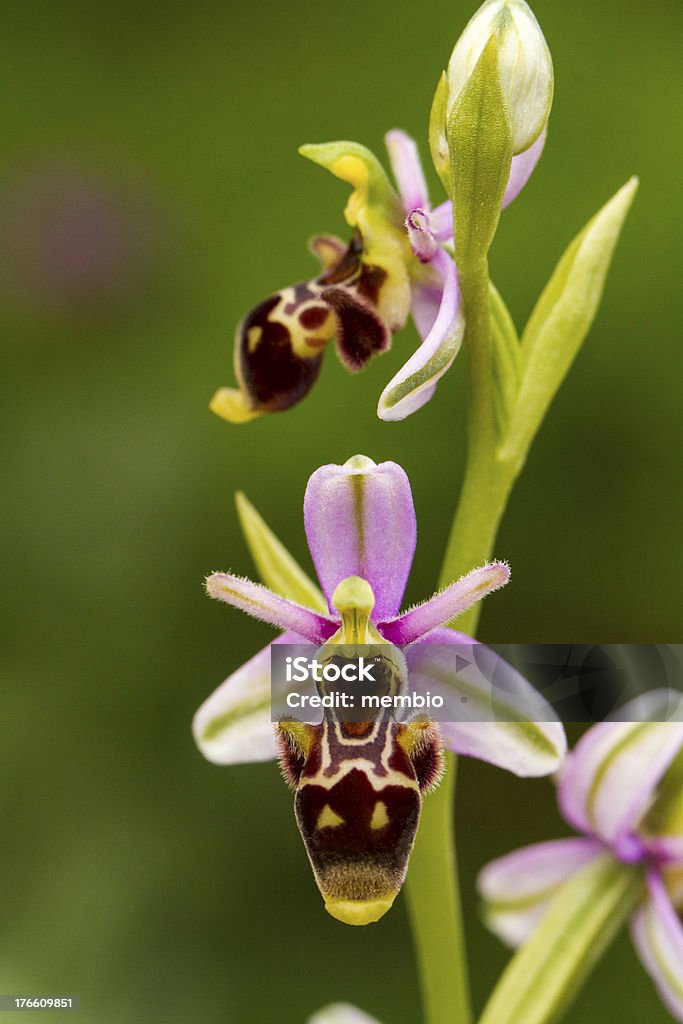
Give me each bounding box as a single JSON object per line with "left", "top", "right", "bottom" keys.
{"left": 447, "top": 0, "right": 553, "bottom": 155}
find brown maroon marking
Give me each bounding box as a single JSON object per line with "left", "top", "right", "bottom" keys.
{"left": 295, "top": 767, "right": 421, "bottom": 898}
{"left": 356, "top": 262, "right": 388, "bottom": 308}
{"left": 322, "top": 285, "right": 389, "bottom": 370}
{"left": 318, "top": 230, "right": 363, "bottom": 286}
{"left": 339, "top": 721, "right": 375, "bottom": 739}
{"left": 300, "top": 305, "right": 330, "bottom": 330}
{"left": 238, "top": 291, "right": 324, "bottom": 411}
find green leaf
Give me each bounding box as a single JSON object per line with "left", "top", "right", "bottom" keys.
{"left": 235, "top": 492, "right": 327, "bottom": 613}
{"left": 489, "top": 281, "right": 521, "bottom": 434}
{"left": 478, "top": 856, "right": 643, "bottom": 1024}
{"left": 447, "top": 35, "right": 513, "bottom": 270}
{"left": 499, "top": 177, "right": 639, "bottom": 468}
{"left": 428, "top": 71, "right": 451, "bottom": 195}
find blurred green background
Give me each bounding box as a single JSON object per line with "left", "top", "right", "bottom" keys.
{"left": 2, "top": 1, "right": 681, "bottom": 1022}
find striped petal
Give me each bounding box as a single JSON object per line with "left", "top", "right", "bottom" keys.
{"left": 558, "top": 720, "right": 683, "bottom": 853}
{"left": 631, "top": 871, "right": 683, "bottom": 1021}
{"left": 303, "top": 455, "right": 416, "bottom": 620}
{"left": 206, "top": 573, "right": 336, "bottom": 644}
{"left": 405, "top": 629, "right": 567, "bottom": 776}
{"left": 478, "top": 838, "right": 604, "bottom": 946}
{"left": 309, "top": 1006, "right": 383, "bottom": 1024}
{"left": 378, "top": 563, "right": 509, "bottom": 645}
{"left": 377, "top": 250, "right": 464, "bottom": 421}
{"left": 193, "top": 632, "right": 303, "bottom": 765}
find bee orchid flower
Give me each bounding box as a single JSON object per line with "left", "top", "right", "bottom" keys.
{"left": 478, "top": 714, "right": 683, "bottom": 1020}
{"left": 194, "top": 455, "right": 565, "bottom": 925}
{"left": 210, "top": 126, "right": 545, "bottom": 424}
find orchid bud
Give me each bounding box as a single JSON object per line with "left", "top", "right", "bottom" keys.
{"left": 447, "top": 0, "right": 553, "bottom": 155}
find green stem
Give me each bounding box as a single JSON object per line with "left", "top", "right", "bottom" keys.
{"left": 405, "top": 259, "right": 505, "bottom": 1024}
{"left": 406, "top": 756, "right": 471, "bottom": 1024}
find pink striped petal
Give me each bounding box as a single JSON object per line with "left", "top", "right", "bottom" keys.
{"left": 558, "top": 721, "right": 683, "bottom": 852}
{"left": 193, "top": 632, "right": 304, "bottom": 765}
{"left": 377, "top": 250, "right": 464, "bottom": 421}
{"left": 303, "top": 455, "right": 416, "bottom": 620}
{"left": 478, "top": 838, "right": 604, "bottom": 946}
{"left": 378, "top": 563, "right": 510, "bottom": 644}
{"left": 206, "top": 573, "right": 336, "bottom": 643}
{"left": 631, "top": 871, "right": 683, "bottom": 1021}
{"left": 385, "top": 129, "right": 430, "bottom": 212}
{"left": 502, "top": 129, "right": 547, "bottom": 209}
{"left": 405, "top": 628, "right": 566, "bottom": 776}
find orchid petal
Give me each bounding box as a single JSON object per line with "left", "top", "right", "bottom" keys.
{"left": 304, "top": 455, "right": 416, "bottom": 620}
{"left": 430, "top": 201, "right": 454, "bottom": 243}
{"left": 206, "top": 573, "right": 336, "bottom": 643}
{"left": 404, "top": 629, "right": 567, "bottom": 776}
{"left": 478, "top": 838, "right": 604, "bottom": 947}
{"left": 378, "top": 563, "right": 509, "bottom": 644}
{"left": 309, "top": 1005, "right": 383, "bottom": 1024}
{"left": 631, "top": 872, "right": 683, "bottom": 1021}
{"left": 557, "top": 720, "right": 683, "bottom": 851}
{"left": 235, "top": 492, "right": 327, "bottom": 612}
{"left": 410, "top": 274, "right": 443, "bottom": 339}
{"left": 502, "top": 129, "right": 547, "bottom": 209}
{"left": 377, "top": 250, "right": 464, "bottom": 421}
{"left": 193, "top": 632, "right": 303, "bottom": 765}
{"left": 385, "top": 129, "right": 430, "bottom": 212}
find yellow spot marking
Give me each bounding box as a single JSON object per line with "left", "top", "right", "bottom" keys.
{"left": 370, "top": 801, "right": 389, "bottom": 830}
{"left": 246, "top": 325, "right": 262, "bottom": 353}
{"left": 331, "top": 155, "right": 369, "bottom": 191}
{"left": 317, "top": 804, "right": 344, "bottom": 830}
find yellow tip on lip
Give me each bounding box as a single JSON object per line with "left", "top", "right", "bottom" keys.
{"left": 324, "top": 893, "right": 397, "bottom": 926}
{"left": 209, "top": 387, "right": 262, "bottom": 425}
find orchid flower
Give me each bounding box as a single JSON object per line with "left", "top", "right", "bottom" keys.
{"left": 194, "top": 455, "right": 565, "bottom": 925}
{"left": 210, "top": 127, "right": 545, "bottom": 425}
{"left": 478, "top": 715, "right": 683, "bottom": 1020}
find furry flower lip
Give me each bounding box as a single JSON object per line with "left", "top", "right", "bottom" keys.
{"left": 194, "top": 455, "right": 565, "bottom": 925}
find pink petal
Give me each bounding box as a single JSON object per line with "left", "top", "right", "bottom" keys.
{"left": 502, "top": 129, "right": 547, "bottom": 209}
{"left": 377, "top": 250, "right": 464, "bottom": 421}
{"left": 193, "top": 632, "right": 305, "bottom": 765}
{"left": 478, "top": 838, "right": 604, "bottom": 946}
{"left": 378, "top": 563, "right": 510, "bottom": 644}
{"left": 206, "top": 573, "right": 336, "bottom": 643}
{"left": 385, "top": 129, "right": 430, "bottom": 212}
{"left": 303, "top": 455, "right": 416, "bottom": 620}
{"left": 557, "top": 721, "right": 683, "bottom": 851}
{"left": 631, "top": 871, "right": 683, "bottom": 1021}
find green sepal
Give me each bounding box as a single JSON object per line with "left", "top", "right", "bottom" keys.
{"left": 447, "top": 36, "right": 513, "bottom": 270}
{"left": 478, "top": 855, "right": 643, "bottom": 1024}
{"left": 489, "top": 281, "right": 521, "bottom": 435}
{"left": 299, "top": 140, "right": 403, "bottom": 228}
{"left": 235, "top": 492, "right": 327, "bottom": 613}
{"left": 429, "top": 72, "right": 451, "bottom": 195}
{"left": 499, "top": 177, "right": 639, "bottom": 469}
